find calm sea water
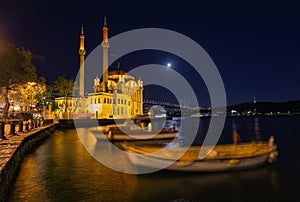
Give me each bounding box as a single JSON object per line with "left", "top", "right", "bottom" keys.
{"left": 8, "top": 116, "right": 300, "bottom": 202}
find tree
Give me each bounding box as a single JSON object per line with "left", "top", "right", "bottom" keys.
{"left": 0, "top": 42, "right": 38, "bottom": 118}
{"left": 18, "top": 81, "right": 46, "bottom": 111}
{"left": 34, "top": 77, "right": 54, "bottom": 111}
{"left": 50, "top": 75, "right": 74, "bottom": 112}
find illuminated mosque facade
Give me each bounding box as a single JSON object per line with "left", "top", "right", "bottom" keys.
{"left": 56, "top": 17, "right": 143, "bottom": 119}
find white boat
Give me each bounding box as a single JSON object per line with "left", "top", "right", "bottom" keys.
{"left": 94, "top": 126, "right": 179, "bottom": 141}
{"left": 91, "top": 119, "right": 179, "bottom": 141}
{"left": 123, "top": 137, "right": 278, "bottom": 172}
{"left": 96, "top": 130, "right": 179, "bottom": 141}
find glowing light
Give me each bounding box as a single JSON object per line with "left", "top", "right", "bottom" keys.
{"left": 28, "top": 81, "right": 36, "bottom": 85}
{"left": 167, "top": 63, "right": 171, "bottom": 67}
{"left": 13, "top": 105, "right": 20, "bottom": 111}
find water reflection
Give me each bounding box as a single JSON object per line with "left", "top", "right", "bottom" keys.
{"left": 9, "top": 116, "right": 300, "bottom": 201}
{"left": 9, "top": 129, "right": 138, "bottom": 202}
{"left": 133, "top": 166, "right": 280, "bottom": 202}
{"left": 254, "top": 117, "right": 262, "bottom": 141}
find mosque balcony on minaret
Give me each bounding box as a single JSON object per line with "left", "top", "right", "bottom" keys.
{"left": 78, "top": 49, "right": 86, "bottom": 56}
{"left": 101, "top": 41, "right": 109, "bottom": 49}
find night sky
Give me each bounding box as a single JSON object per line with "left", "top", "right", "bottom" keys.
{"left": 0, "top": 1, "right": 299, "bottom": 106}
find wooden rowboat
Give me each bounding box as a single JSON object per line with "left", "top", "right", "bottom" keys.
{"left": 123, "top": 137, "right": 278, "bottom": 172}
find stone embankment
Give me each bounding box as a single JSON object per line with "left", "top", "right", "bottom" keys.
{"left": 0, "top": 120, "right": 56, "bottom": 202}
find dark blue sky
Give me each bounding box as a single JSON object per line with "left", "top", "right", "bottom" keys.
{"left": 0, "top": 1, "right": 299, "bottom": 106}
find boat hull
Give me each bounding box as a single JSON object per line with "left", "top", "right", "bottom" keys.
{"left": 127, "top": 152, "right": 271, "bottom": 172}
{"left": 125, "top": 142, "right": 278, "bottom": 172}
{"left": 93, "top": 130, "right": 179, "bottom": 141}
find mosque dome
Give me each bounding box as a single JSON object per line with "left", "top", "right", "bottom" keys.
{"left": 108, "top": 69, "right": 128, "bottom": 76}
{"left": 108, "top": 64, "right": 135, "bottom": 81}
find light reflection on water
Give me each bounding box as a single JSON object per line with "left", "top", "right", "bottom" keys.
{"left": 9, "top": 129, "right": 139, "bottom": 202}
{"left": 134, "top": 166, "right": 280, "bottom": 202}
{"left": 8, "top": 116, "right": 300, "bottom": 201}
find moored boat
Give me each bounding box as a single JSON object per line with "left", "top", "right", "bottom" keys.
{"left": 123, "top": 137, "right": 278, "bottom": 172}
{"left": 98, "top": 131, "right": 179, "bottom": 141}
{"left": 91, "top": 126, "right": 179, "bottom": 141}
{"left": 91, "top": 118, "right": 179, "bottom": 141}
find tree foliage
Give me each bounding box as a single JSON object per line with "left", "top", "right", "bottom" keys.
{"left": 50, "top": 75, "right": 75, "bottom": 113}
{"left": 0, "top": 42, "right": 37, "bottom": 87}
{"left": 35, "top": 77, "right": 55, "bottom": 110}
{"left": 0, "top": 42, "right": 38, "bottom": 118}
{"left": 50, "top": 75, "right": 74, "bottom": 97}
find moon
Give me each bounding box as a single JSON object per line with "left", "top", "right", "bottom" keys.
{"left": 167, "top": 63, "right": 171, "bottom": 67}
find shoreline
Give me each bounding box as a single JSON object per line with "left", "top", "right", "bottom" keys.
{"left": 0, "top": 123, "right": 56, "bottom": 202}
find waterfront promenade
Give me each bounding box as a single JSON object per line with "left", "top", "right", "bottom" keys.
{"left": 0, "top": 120, "right": 56, "bottom": 201}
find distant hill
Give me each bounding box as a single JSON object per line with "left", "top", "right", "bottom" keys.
{"left": 227, "top": 99, "right": 300, "bottom": 114}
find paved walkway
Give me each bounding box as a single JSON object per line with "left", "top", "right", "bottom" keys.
{"left": 0, "top": 124, "right": 55, "bottom": 171}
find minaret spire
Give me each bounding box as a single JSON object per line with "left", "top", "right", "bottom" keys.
{"left": 81, "top": 24, "right": 84, "bottom": 35}
{"left": 79, "top": 24, "right": 86, "bottom": 98}
{"left": 101, "top": 16, "right": 109, "bottom": 92}
{"left": 104, "top": 16, "right": 107, "bottom": 26}
{"left": 102, "top": 16, "right": 109, "bottom": 43}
